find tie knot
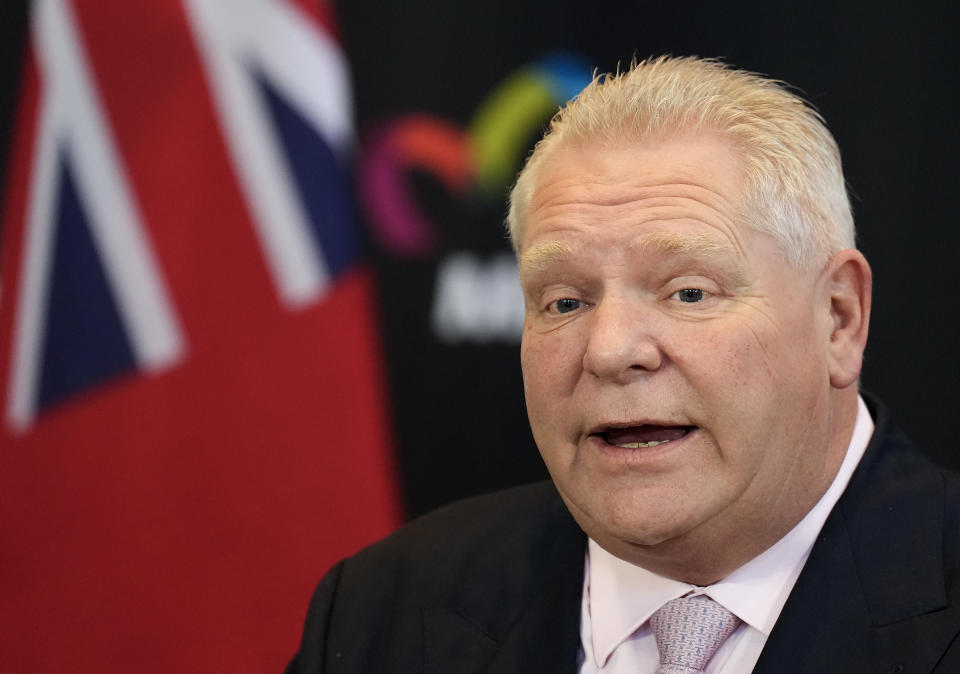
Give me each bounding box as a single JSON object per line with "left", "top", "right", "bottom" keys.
{"left": 650, "top": 595, "right": 741, "bottom": 674}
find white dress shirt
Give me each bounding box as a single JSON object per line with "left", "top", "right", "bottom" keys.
{"left": 579, "top": 396, "right": 875, "bottom": 673}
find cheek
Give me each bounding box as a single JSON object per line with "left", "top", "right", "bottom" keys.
{"left": 521, "top": 341, "right": 557, "bottom": 412}
{"left": 520, "top": 338, "right": 561, "bottom": 457}
{"left": 669, "top": 325, "right": 794, "bottom": 434}
{"left": 749, "top": 314, "right": 826, "bottom": 389}
{"left": 725, "top": 332, "right": 775, "bottom": 390}
{"left": 520, "top": 332, "right": 547, "bottom": 410}
{"left": 521, "top": 326, "right": 583, "bottom": 391}
{"left": 680, "top": 321, "right": 824, "bottom": 446}
{"left": 673, "top": 326, "right": 765, "bottom": 394}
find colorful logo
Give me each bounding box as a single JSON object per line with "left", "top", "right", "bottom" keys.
{"left": 360, "top": 53, "right": 592, "bottom": 257}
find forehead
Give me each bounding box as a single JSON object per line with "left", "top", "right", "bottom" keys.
{"left": 519, "top": 134, "right": 752, "bottom": 264}
{"left": 519, "top": 231, "right": 745, "bottom": 276}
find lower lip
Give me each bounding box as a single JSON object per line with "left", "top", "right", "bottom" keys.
{"left": 586, "top": 429, "right": 696, "bottom": 468}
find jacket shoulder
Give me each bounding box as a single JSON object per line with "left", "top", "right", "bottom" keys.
{"left": 288, "top": 481, "right": 584, "bottom": 673}
{"left": 341, "top": 481, "right": 580, "bottom": 607}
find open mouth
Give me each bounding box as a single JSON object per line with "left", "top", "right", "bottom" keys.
{"left": 595, "top": 425, "right": 696, "bottom": 449}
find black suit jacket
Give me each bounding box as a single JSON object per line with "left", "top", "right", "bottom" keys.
{"left": 287, "top": 399, "right": 960, "bottom": 673}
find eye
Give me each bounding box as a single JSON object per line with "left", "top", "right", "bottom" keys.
{"left": 674, "top": 288, "right": 705, "bottom": 303}
{"left": 552, "top": 298, "right": 582, "bottom": 314}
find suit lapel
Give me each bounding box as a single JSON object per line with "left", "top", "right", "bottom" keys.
{"left": 421, "top": 490, "right": 585, "bottom": 674}
{"left": 478, "top": 542, "right": 584, "bottom": 674}
{"left": 755, "top": 400, "right": 959, "bottom": 673}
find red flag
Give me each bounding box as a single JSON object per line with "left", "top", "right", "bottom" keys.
{"left": 0, "top": 1, "right": 402, "bottom": 671}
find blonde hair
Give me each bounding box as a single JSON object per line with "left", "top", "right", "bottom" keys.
{"left": 507, "top": 56, "right": 855, "bottom": 269}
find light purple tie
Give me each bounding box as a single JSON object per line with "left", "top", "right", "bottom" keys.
{"left": 649, "top": 595, "right": 741, "bottom": 674}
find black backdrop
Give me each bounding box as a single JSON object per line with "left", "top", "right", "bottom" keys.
{"left": 2, "top": 1, "right": 957, "bottom": 519}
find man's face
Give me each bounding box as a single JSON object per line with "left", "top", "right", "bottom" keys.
{"left": 518, "top": 134, "right": 845, "bottom": 569}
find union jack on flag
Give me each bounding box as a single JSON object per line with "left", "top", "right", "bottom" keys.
{"left": 0, "top": 1, "right": 401, "bottom": 672}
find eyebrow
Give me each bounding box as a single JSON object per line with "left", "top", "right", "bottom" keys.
{"left": 517, "top": 241, "right": 576, "bottom": 274}
{"left": 519, "top": 232, "right": 749, "bottom": 284}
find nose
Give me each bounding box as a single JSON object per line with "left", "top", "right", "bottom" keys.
{"left": 582, "top": 296, "right": 662, "bottom": 382}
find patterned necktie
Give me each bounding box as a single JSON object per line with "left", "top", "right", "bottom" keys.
{"left": 649, "top": 595, "right": 741, "bottom": 674}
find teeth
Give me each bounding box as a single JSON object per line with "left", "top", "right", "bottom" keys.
{"left": 615, "top": 440, "right": 668, "bottom": 449}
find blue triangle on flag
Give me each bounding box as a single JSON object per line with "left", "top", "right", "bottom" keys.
{"left": 37, "top": 155, "right": 137, "bottom": 412}
{"left": 254, "top": 70, "right": 360, "bottom": 279}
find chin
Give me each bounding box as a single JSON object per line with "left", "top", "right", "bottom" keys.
{"left": 574, "top": 499, "right": 693, "bottom": 550}
{"left": 617, "top": 518, "right": 693, "bottom": 548}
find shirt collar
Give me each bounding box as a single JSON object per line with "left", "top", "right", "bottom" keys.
{"left": 587, "top": 395, "right": 875, "bottom": 667}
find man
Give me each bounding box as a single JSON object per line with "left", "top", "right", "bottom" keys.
{"left": 287, "top": 56, "right": 960, "bottom": 673}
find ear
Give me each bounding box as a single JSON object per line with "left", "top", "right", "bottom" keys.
{"left": 822, "top": 249, "right": 872, "bottom": 388}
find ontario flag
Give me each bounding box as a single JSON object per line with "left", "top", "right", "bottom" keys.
{"left": 0, "top": 1, "right": 402, "bottom": 671}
